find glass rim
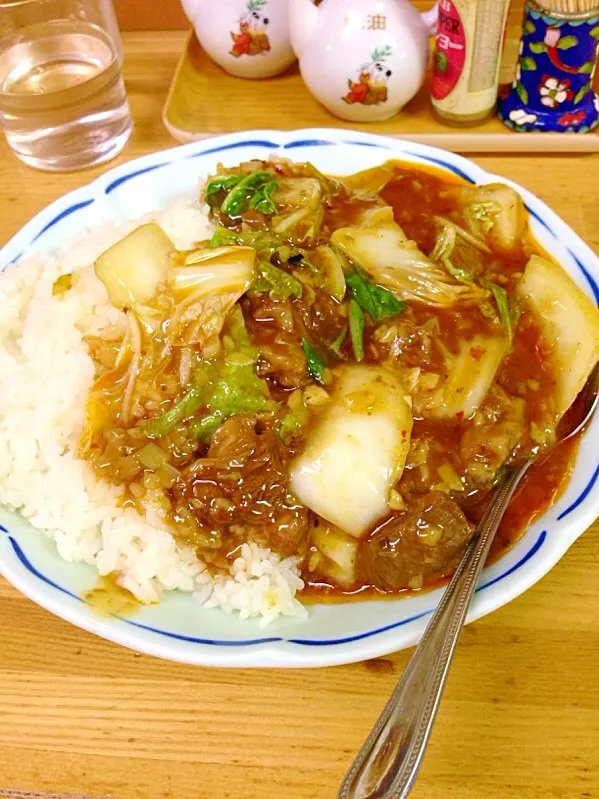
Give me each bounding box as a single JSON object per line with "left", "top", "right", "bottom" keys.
{"left": 0, "top": 0, "right": 51, "bottom": 8}
{"left": 0, "top": 0, "right": 108, "bottom": 8}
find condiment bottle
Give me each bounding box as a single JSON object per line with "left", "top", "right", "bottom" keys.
{"left": 497, "top": 0, "right": 599, "bottom": 133}
{"left": 179, "top": 0, "right": 296, "bottom": 79}
{"left": 431, "top": 0, "right": 511, "bottom": 125}
{"left": 288, "top": 0, "right": 437, "bottom": 123}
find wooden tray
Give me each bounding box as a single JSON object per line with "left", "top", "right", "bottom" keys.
{"left": 162, "top": 19, "right": 599, "bottom": 154}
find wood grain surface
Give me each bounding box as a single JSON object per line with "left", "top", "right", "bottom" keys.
{"left": 0, "top": 27, "right": 598, "bottom": 799}
{"left": 114, "top": 0, "right": 188, "bottom": 31}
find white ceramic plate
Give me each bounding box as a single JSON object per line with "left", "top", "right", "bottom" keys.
{"left": 1, "top": 128, "right": 598, "bottom": 668}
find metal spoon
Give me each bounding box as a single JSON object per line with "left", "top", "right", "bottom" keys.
{"left": 338, "top": 363, "right": 599, "bottom": 799}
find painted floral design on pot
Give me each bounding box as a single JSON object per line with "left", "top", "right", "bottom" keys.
{"left": 509, "top": 108, "right": 538, "bottom": 125}
{"left": 342, "top": 46, "right": 394, "bottom": 106}
{"left": 498, "top": 2, "right": 599, "bottom": 133}
{"left": 538, "top": 75, "right": 574, "bottom": 107}
{"left": 230, "top": 0, "right": 271, "bottom": 58}
{"left": 558, "top": 109, "right": 587, "bottom": 125}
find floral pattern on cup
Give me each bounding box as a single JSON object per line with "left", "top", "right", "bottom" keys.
{"left": 230, "top": 0, "right": 271, "bottom": 57}
{"left": 498, "top": 3, "right": 599, "bottom": 133}
{"left": 342, "top": 46, "right": 394, "bottom": 106}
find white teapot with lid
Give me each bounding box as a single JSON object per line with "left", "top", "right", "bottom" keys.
{"left": 289, "top": 0, "right": 438, "bottom": 122}
{"left": 180, "top": 0, "right": 296, "bottom": 79}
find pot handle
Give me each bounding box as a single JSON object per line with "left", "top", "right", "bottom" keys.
{"left": 420, "top": 1, "right": 439, "bottom": 34}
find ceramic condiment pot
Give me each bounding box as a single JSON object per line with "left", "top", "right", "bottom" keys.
{"left": 180, "top": 0, "right": 296, "bottom": 79}
{"left": 288, "top": 0, "right": 438, "bottom": 122}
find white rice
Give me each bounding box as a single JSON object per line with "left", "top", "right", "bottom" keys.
{"left": 0, "top": 197, "right": 307, "bottom": 626}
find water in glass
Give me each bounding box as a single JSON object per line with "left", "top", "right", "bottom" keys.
{"left": 0, "top": 19, "right": 132, "bottom": 171}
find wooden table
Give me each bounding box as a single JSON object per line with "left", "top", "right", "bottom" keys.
{"left": 1, "top": 30, "right": 598, "bottom": 799}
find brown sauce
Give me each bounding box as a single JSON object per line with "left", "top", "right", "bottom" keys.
{"left": 84, "top": 573, "right": 140, "bottom": 616}
{"left": 302, "top": 434, "right": 579, "bottom": 603}
{"left": 82, "top": 159, "right": 581, "bottom": 603}
{"left": 301, "top": 165, "right": 573, "bottom": 598}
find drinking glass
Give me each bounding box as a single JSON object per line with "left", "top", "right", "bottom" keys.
{"left": 0, "top": 0, "right": 133, "bottom": 171}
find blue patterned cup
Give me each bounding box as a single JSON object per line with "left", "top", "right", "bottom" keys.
{"left": 498, "top": 0, "right": 599, "bottom": 133}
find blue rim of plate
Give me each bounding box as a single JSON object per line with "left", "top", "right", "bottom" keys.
{"left": 1, "top": 130, "right": 598, "bottom": 652}
{"left": 0, "top": 522, "right": 548, "bottom": 646}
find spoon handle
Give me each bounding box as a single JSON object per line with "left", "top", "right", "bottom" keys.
{"left": 337, "top": 462, "right": 531, "bottom": 799}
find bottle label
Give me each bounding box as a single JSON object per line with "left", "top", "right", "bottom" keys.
{"left": 432, "top": 0, "right": 467, "bottom": 101}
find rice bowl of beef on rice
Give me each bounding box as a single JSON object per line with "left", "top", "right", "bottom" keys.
{"left": 1, "top": 130, "right": 598, "bottom": 667}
